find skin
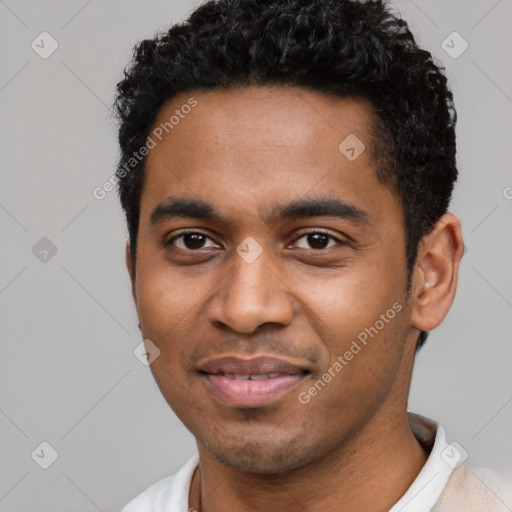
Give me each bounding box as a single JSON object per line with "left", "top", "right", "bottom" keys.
{"left": 125, "top": 85, "right": 464, "bottom": 512}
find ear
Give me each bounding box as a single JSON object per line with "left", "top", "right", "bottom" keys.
{"left": 125, "top": 240, "right": 136, "bottom": 303}
{"left": 410, "top": 213, "right": 464, "bottom": 332}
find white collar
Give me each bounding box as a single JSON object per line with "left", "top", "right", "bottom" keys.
{"left": 390, "top": 412, "right": 460, "bottom": 511}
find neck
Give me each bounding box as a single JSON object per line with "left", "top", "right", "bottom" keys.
{"left": 189, "top": 407, "right": 429, "bottom": 512}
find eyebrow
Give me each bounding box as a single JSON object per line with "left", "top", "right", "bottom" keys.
{"left": 149, "top": 196, "right": 369, "bottom": 226}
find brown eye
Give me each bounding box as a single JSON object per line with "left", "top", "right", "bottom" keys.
{"left": 167, "top": 231, "right": 218, "bottom": 251}
{"left": 293, "top": 230, "right": 343, "bottom": 250}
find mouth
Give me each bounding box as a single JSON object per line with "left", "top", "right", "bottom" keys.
{"left": 198, "top": 355, "right": 310, "bottom": 408}
{"left": 216, "top": 372, "right": 293, "bottom": 380}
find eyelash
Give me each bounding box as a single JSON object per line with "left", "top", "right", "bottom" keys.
{"left": 165, "top": 229, "right": 345, "bottom": 252}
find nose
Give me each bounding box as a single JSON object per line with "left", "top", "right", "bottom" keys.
{"left": 206, "top": 246, "right": 294, "bottom": 334}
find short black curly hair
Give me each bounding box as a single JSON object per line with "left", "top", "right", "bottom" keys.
{"left": 113, "top": 0, "right": 458, "bottom": 351}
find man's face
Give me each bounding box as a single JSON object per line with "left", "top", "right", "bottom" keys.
{"left": 129, "top": 86, "right": 417, "bottom": 473}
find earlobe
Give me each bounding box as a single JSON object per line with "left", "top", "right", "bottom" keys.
{"left": 410, "top": 213, "right": 464, "bottom": 332}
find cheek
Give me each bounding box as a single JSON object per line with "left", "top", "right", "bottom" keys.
{"left": 135, "top": 266, "right": 215, "bottom": 377}
{"left": 136, "top": 263, "right": 200, "bottom": 330}
{"left": 293, "top": 261, "right": 409, "bottom": 393}
{"left": 300, "top": 307, "right": 409, "bottom": 428}
{"left": 136, "top": 271, "right": 202, "bottom": 412}
{"left": 295, "top": 264, "right": 403, "bottom": 340}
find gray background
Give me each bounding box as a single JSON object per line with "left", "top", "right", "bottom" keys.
{"left": 0, "top": 0, "right": 511, "bottom": 511}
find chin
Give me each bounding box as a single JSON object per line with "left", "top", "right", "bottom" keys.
{"left": 201, "top": 435, "right": 322, "bottom": 475}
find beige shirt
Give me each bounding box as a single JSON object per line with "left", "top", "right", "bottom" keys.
{"left": 405, "top": 413, "right": 511, "bottom": 511}
{"left": 122, "top": 412, "right": 511, "bottom": 511}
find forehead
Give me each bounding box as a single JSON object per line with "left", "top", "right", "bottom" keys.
{"left": 140, "top": 85, "right": 398, "bottom": 228}
{"left": 150, "top": 85, "right": 375, "bottom": 155}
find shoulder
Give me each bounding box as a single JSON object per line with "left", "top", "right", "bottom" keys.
{"left": 433, "top": 464, "right": 512, "bottom": 512}
{"left": 121, "top": 474, "right": 177, "bottom": 512}
{"left": 121, "top": 454, "right": 199, "bottom": 512}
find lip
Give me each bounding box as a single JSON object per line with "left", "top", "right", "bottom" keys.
{"left": 199, "top": 355, "right": 307, "bottom": 375}
{"left": 198, "top": 355, "right": 309, "bottom": 408}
